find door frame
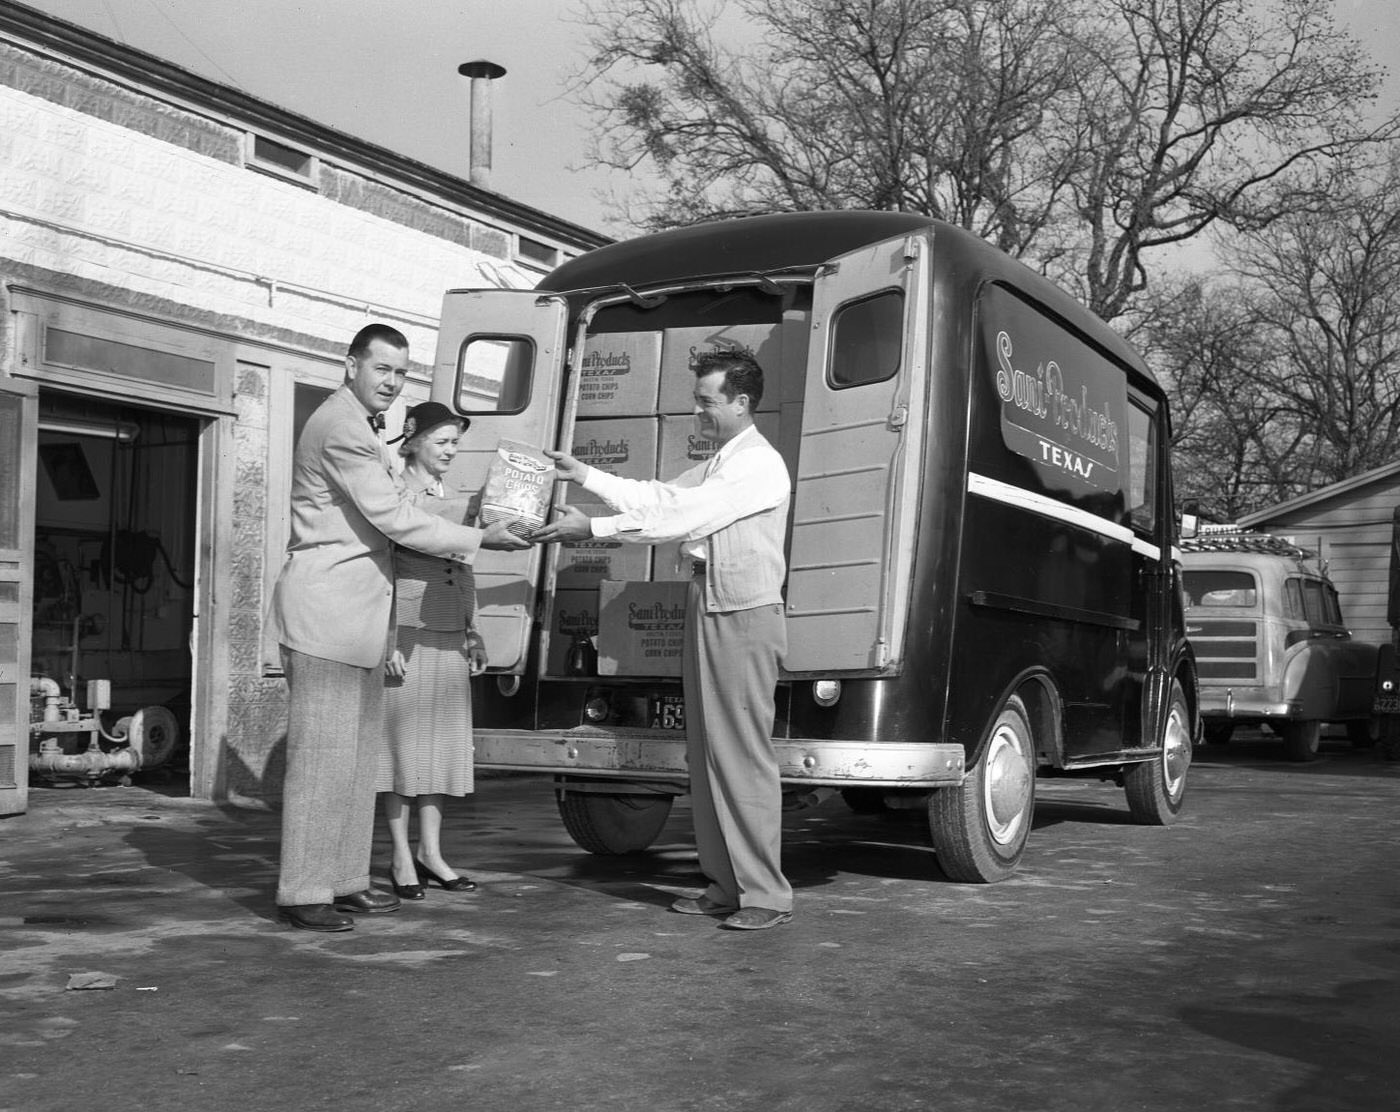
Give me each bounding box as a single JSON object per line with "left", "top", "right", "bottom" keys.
{"left": 0, "top": 374, "right": 37, "bottom": 816}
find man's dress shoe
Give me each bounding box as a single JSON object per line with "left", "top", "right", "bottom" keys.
{"left": 332, "top": 889, "right": 402, "bottom": 914}
{"left": 277, "top": 903, "right": 353, "bottom": 932}
{"left": 720, "top": 907, "right": 793, "bottom": 931}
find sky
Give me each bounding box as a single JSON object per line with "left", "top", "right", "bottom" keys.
{"left": 14, "top": 0, "right": 1400, "bottom": 239}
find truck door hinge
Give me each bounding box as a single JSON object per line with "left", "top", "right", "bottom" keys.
{"left": 888, "top": 404, "right": 908, "bottom": 430}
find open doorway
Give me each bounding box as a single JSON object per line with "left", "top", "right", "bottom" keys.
{"left": 30, "top": 392, "right": 198, "bottom": 793}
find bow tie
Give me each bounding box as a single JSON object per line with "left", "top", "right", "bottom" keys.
{"left": 368, "top": 413, "right": 385, "bottom": 432}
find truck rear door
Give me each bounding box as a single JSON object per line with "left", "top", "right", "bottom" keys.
{"left": 784, "top": 231, "right": 930, "bottom": 673}
{"left": 431, "top": 289, "right": 569, "bottom": 673}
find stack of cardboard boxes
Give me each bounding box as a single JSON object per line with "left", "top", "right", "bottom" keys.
{"left": 548, "top": 322, "right": 788, "bottom": 677}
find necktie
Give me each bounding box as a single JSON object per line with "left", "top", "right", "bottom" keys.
{"left": 368, "top": 413, "right": 385, "bottom": 432}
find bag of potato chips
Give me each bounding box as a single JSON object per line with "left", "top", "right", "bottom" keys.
{"left": 479, "top": 439, "right": 555, "bottom": 537}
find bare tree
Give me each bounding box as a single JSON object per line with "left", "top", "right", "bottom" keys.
{"left": 578, "top": 0, "right": 1395, "bottom": 320}
{"left": 1226, "top": 153, "right": 1400, "bottom": 486}
{"left": 1134, "top": 279, "right": 1306, "bottom": 519}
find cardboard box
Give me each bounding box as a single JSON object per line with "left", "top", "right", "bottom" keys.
{"left": 546, "top": 589, "right": 600, "bottom": 675}
{"left": 657, "top": 323, "right": 783, "bottom": 413}
{"left": 597, "top": 580, "right": 690, "bottom": 676}
{"left": 576, "top": 331, "right": 663, "bottom": 417}
{"left": 650, "top": 412, "right": 783, "bottom": 582}
{"left": 567, "top": 416, "right": 659, "bottom": 482}
{"left": 555, "top": 523, "right": 652, "bottom": 588}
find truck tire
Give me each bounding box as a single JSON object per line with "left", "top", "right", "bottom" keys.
{"left": 927, "top": 693, "right": 1035, "bottom": 883}
{"left": 1282, "top": 720, "right": 1321, "bottom": 762}
{"left": 557, "top": 791, "right": 673, "bottom": 855}
{"left": 1125, "top": 679, "right": 1191, "bottom": 825}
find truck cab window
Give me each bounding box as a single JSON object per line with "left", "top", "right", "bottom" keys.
{"left": 1125, "top": 398, "right": 1156, "bottom": 536}
{"left": 456, "top": 335, "right": 533, "bottom": 414}
{"left": 829, "top": 290, "right": 902, "bottom": 388}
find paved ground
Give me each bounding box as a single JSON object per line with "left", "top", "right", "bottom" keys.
{"left": 2, "top": 731, "right": 1398, "bottom": 1112}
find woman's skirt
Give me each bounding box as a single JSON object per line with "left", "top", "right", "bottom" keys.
{"left": 377, "top": 626, "right": 474, "bottom": 797}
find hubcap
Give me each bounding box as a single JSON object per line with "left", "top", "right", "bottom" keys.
{"left": 983, "top": 728, "right": 1032, "bottom": 846}
{"left": 1161, "top": 705, "right": 1191, "bottom": 797}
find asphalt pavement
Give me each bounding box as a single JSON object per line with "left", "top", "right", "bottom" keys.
{"left": 2, "top": 731, "right": 1398, "bottom": 1112}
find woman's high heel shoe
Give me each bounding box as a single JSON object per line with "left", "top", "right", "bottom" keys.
{"left": 390, "top": 867, "right": 425, "bottom": 900}
{"left": 414, "top": 861, "right": 477, "bottom": 891}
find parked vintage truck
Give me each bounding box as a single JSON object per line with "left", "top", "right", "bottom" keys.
{"left": 1181, "top": 529, "right": 1380, "bottom": 760}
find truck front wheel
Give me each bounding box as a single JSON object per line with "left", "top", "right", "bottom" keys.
{"left": 557, "top": 790, "right": 674, "bottom": 854}
{"left": 927, "top": 693, "right": 1035, "bottom": 883}
{"left": 1282, "top": 719, "right": 1321, "bottom": 762}
{"left": 1124, "top": 679, "right": 1191, "bottom": 824}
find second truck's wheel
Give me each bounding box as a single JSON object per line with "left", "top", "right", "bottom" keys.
{"left": 1124, "top": 680, "right": 1191, "bottom": 825}
{"left": 927, "top": 693, "right": 1036, "bottom": 883}
{"left": 1281, "top": 720, "right": 1322, "bottom": 762}
{"left": 557, "top": 790, "right": 674, "bottom": 854}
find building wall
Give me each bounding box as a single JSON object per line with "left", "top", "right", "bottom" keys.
{"left": 0, "top": 36, "right": 586, "bottom": 806}
{"left": 1247, "top": 483, "right": 1400, "bottom": 646}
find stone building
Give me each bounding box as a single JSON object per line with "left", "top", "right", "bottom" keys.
{"left": 0, "top": 3, "right": 609, "bottom": 815}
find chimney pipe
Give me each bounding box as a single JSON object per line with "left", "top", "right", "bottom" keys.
{"left": 458, "top": 59, "right": 507, "bottom": 190}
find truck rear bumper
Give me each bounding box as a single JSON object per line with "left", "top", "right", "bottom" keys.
{"left": 1199, "top": 691, "right": 1299, "bottom": 720}
{"left": 475, "top": 729, "right": 966, "bottom": 788}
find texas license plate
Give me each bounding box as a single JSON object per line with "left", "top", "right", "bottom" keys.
{"left": 649, "top": 693, "right": 685, "bottom": 731}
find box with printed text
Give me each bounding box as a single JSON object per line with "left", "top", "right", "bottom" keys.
{"left": 597, "top": 580, "right": 690, "bottom": 677}
{"left": 556, "top": 416, "right": 660, "bottom": 588}
{"left": 576, "top": 331, "right": 663, "bottom": 417}
{"left": 546, "top": 589, "right": 601, "bottom": 675}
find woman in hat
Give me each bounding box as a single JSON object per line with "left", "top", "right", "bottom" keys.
{"left": 378, "top": 401, "right": 484, "bottom": 898}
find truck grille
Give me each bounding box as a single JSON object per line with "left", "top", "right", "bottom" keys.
{"left": 1187, "top": 618, "right": 1258, "bottom": 680}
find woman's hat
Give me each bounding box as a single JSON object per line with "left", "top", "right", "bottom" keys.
{"left": 389, "top": 401, "right": 470, "bottom": 444}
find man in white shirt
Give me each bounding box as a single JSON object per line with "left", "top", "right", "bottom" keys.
{"left": 534, "top": 350, "right": 793, "bottom": 930}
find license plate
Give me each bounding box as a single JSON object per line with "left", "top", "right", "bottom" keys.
{"left": 1375, "top": 695, "right": 1400, "bottom": 715}
{"left": 649, "top": 693, "right": 685, "bottom": 731}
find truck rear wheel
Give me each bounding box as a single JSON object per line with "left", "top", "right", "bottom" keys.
{"left": 1125, "top": 680, "right": 1191, "bottom": 825}
{"left": 557, "top": 790, "right": 674, "bottom": 855}
{"left": 927, "top": 693, "right": 1035, "bottom": 883}
{"left": 1282, "top": 719, "right": 1321, "bottom": 762}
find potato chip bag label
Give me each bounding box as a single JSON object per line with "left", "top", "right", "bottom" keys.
{"left": 479, "top": 439, "right": 554, "bottom": 534}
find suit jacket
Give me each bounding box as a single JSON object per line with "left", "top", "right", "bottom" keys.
{"left": 394, "top": 486, "right": 478, "bottom": 633}
{"left": 268, "top": 386, "right": 484, "bottom": 668}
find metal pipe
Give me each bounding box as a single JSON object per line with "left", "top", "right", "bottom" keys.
{"left": 458, "top": 60, "right": 506, "bottom": 190}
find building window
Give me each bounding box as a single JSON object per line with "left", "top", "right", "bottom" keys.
{"left": 246, "top": 133, "right": 317, "bottom": 186}
{"left": 515, "top": 235, "right": 560, "bottom": 270}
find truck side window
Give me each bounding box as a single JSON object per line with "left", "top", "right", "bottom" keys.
{"left": 1285, "top": 578, "right": 1305, "bottom": 620}
{"left": 829, "top": 290, "right": 902, "bottom": 388}
{"left": 456, "top": 335, "right": 533, "bottom": 414}
{"left": 1126, "top": 399, "right": 1156, "bottom": 535}
{"left": 1301, "top": 578, "right": 1331, "bottom": 627}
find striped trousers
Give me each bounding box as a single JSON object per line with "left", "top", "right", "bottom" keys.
{"left": 276, "top": 647, "right": 384, "bottom": 906}
{"left": 683, "top": 574, "right": 792, "bottom": 911}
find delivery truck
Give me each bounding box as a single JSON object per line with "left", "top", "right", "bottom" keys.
{"left": 428, "top": 211, "right": 1199, "bottom": 882}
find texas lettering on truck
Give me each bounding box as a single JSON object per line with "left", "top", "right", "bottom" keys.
{"left": 428, "top": 211, "right": 1199, "bottom": 882}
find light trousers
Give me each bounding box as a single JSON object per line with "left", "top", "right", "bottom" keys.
{"left": 276, "top": 647, "right": 384, "bottom": 906}
{"left": 683, "top": 575, "right": 792, "bottom": 911}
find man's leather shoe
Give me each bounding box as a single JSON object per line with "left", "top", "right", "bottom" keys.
{"left": 277, "top": 903, "right": 353, "bottom": 932}
{"left": 720, "top": 907, "right": 792, "bottom": 931}
{"left": 670, "top": 895, "right": 738, "bottom": 916}
{"left": 332, "top": 889, "right": 402, "bottom": 914}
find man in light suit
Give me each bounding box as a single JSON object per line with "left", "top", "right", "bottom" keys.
{"left": 268, "top": 323, "right": 528, "bottom": 932}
